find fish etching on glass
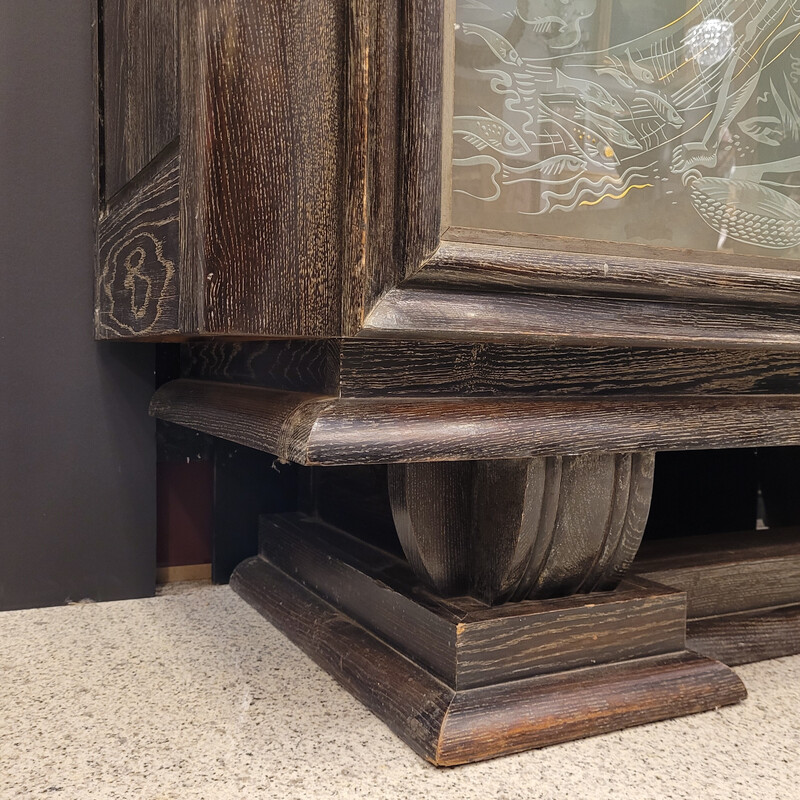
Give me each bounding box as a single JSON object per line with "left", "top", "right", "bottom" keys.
{"left": 452, "top": 0, "right": 800, "bottom": 256}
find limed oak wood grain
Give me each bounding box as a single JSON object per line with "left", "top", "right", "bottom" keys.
{"left": 337, "top": 340, "right": 800, "bottom": 398}
{"left": 635, "top": 529, "right": 800, "bottom": 618}
{"left": 389, "top": 454, "right": 654, "bottom": 602}
{"left": 96, "top": 144, "right": 180, "bottom": 337}
{"left": 178, "top": 0, "right": 347, "bottom": 337}
{"left": 181, "top": 339, "right": 800, "bottom": 398}
{"left": 363, "top": 287, "right": 800, "bottom": 350}
{"left": 258, "top": 514, "right": 687, "bottom": 690}
{"left": 431, "top": 231, "right": 800, "bottom": 308}
{"left": 634, "top": 530, "right": 800, "bottom": 665}
{"left": 102, "top": 0, "right": 178, "bottom": 199}
{"left": 231, "top": 539, "right": 746, "bottom": 766}
{"left": 688, "top": 605, "right": 800, "bottom": 666}
{"left": 184, "top": 340, "right": 340, "bottom": 395}
{"left": 151, "top": 380, "right": 800, "bottom": 465}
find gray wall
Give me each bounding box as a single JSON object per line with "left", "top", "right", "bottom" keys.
{"left": 0, "top": 1, "right": 156, "bottom": 609}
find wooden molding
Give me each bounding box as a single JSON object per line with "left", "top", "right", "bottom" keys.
{"left": 363, "top": 286, "right": 800, "bottom": 350}
{"left": 429, "top": 229, "right": 800, "bottom": 308}
{"left": 151, "top": 379, "right": 800, "bottom": 466}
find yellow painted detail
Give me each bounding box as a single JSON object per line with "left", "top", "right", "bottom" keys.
{"left": 580, "top": 183, "right": 653, "bottom": 207}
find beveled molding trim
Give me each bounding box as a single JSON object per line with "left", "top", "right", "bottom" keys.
{"left": 362, "top": 285, "right": 800, "bottom": 350}
{"left": 151, "top": 379, "right": 800, "bottom": 466}
{"left": 421, "top": 230, "right": 800, "bottom": 308}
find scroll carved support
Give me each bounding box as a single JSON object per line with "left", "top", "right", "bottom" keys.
{"left": 389, "top": 453, "right": 655, "bottom": 604}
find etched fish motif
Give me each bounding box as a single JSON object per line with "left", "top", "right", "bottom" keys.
{"left": 517, "top": 0, "right": 598, "bottom": 50}
{"left": 503, "top": 154, "right": 587, "bottom": 180}
{"left": 520, "top": 15, "right": 568, "bottom": 34}
{"left": 462, "top": 23, "right": 523, "bottom": 66}
{"left": 596, "top": 66, "right": 637, "bottom": 89}
{"left": 738, "top": 116, "right": 783, "bottom": 146}
{"left": 555, "top": 69, "right": 625, "bottom": 115}
{"left": 454, "top": 112, "right": 531, "bottom": 157}
{"left": 633, "top": 89, "right": 684, "bottom": 127}
{"left": 577, "top": 106, "right": 642, "bottom": 150}
{"left": 625, "top": 48, "right": 655, "bottom": 84}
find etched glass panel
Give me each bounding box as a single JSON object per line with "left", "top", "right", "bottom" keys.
{"left": 452, "top": 1, "right": 800, "bottom": 258}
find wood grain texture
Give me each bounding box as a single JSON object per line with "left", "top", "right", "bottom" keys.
{"left": 401, "top": 0, "right": 445, "bottom": 276}
{"left": 150, "top": 380, "right": 800, "bottom": 465}
{"left": 231, "top": 550, "right": 746, "bottom": 766}
{"left": 338, "top": 340, "right": 800, "bottom": 398}
{"left": 363, "top": 287, "right": 800, "bottom": 350}
{"left": 436, "top": 652, "right": 744, "bottom": 766}
{"left": 359, "top": 1, "right": 404, "bottom": 329}
{"left": 389, "top": 454, "right": 654, "bottom": 602}
{"left": 688, "top": 605, "right": 800, "bottom": 666}
{"left": 259, "top": 514, "right": 687, "bottom": 690}
{"left": 102, "top": 0, "right": 178, "bottom": 198}
{"left": 344, "top": 0, "right": 445, "bottom": 327}
{"left": 634, "top": 529, "right": 800, "bottom": 618}
{"left": 149, "top": 380, "right": 337, "bottom": 464}
{"left": 184, "top": 340, "right": 340, "bottom": 394}
{"left": 340, "top": 0, "right": 371, "bottom": 334}
{"left": 96, "top": 144, "right": 180, "bottom": 337}
{"left": 634, "top": 530, "right": 800, "bottom": 666}
{"left": 430, "top": 232, "right": 800, "bottom": 308}
{"left": 179, "top": 0, "right": 347, "bottom": 336}
{"left": 231, "top": 554, "right": 452, "bottom": 764}
{"left": 177, "top": 338, "right": 800, "bottom": 398}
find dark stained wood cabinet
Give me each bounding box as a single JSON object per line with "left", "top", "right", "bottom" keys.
{"left": 95, "top": 0, "right": 800, "bottom": 764}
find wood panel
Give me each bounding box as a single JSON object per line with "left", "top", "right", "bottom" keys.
{"left": 150, "top": 380, "right": 800, "bottom": 465}
{"left": 363, "top": 287, "right": 800, "bottom": 350}
{"left": 96, "top": 144, "right": 180, "bottom": 337}
{"left": 634, "top": 530, "right": 800, "bottom": 665}
{"left": 178, "top": 0, "right": 348, "bottom": 337}
{"left": 338, "top": 340, "right": 800, "bottom": 397}
{"left": 102, "top": 0, "right": 178, "bottom": 198}
{"left": 176, "top": 339, "right": 800, "bottom": 398}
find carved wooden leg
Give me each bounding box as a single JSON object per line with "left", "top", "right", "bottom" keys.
{"left": 389, "top": 453, "right": 655, "bottom": 604}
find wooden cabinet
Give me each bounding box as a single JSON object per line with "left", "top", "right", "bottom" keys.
{"left": 96, "top": 0, "right": 800, "bottom": 764}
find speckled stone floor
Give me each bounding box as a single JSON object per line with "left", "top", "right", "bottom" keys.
{"left": 1, "top": 582, "right": 798, "bottom": 800}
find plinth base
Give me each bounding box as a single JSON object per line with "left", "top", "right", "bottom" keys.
{"left": 634, "top": 529, "right": 800, "bottom": 666}
{"left": 231, "top": 514, "right": 746, "bottom": 766}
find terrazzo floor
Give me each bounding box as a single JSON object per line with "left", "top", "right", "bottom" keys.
{"left": 1, "top": 582, "right": 798, "bottom": 800}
